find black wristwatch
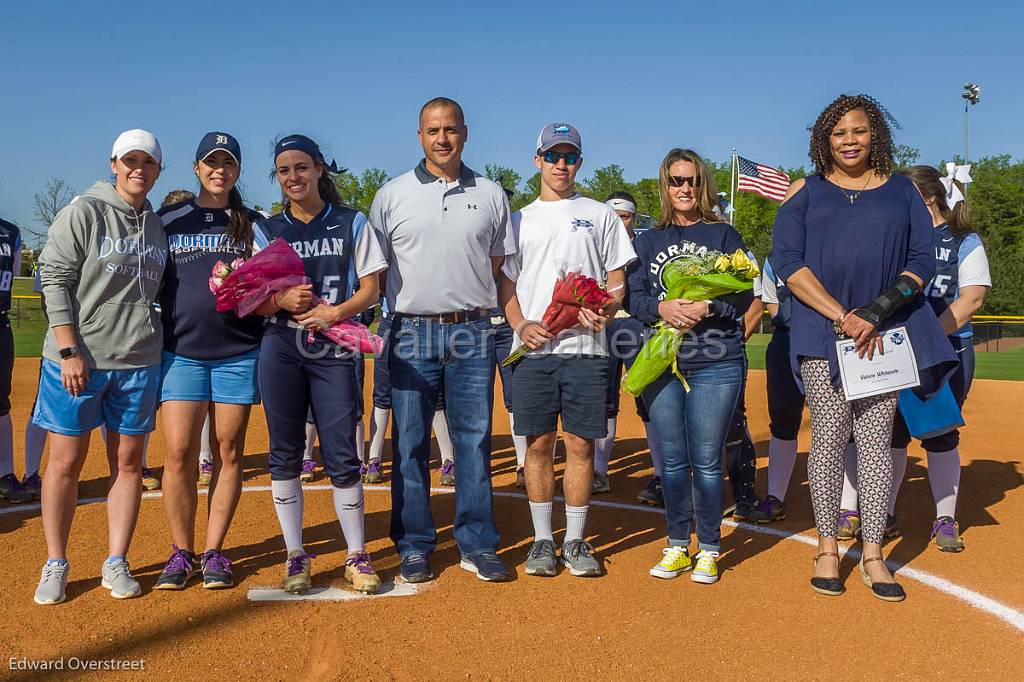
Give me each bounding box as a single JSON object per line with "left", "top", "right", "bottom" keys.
{"left": 59, "top": 345, "right": 80, "bottom": 360}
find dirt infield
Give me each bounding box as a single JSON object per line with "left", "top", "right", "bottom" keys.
{"left": 1, "top": 358, "right": 1023, "bottom": 680}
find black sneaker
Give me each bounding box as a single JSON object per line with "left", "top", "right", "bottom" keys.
{"left": 399, "top": 553, "right": 433, "bottom": 583}
{"left": 885, "top": 514, "right": 900, "bottom": 540}
{"left": 732, "top": 496, "right": 758, "bottom": 521}
{"left": 460, "top": 551, "right": 509, "bottom": 582}
{"left": 154, "top": 545, "right": 197, "bottom": 590}
{"left": 0, "top": 473, "right": 32, "bottom": 503}
{"left": 201, "top": 549, "right": 234, "bottom": 589}
{"left": 748, "top": 495, "right": 786, "bottom": 523}
{"left": 636, "top": 476, "right": 664, "bottom": 507}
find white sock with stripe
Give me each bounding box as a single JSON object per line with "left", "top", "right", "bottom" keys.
{"left": 199, "top": 414, "right": 212, "bottom": 466}
{"left": 529, "top": 501, "right": 553, "bottom": 542}
{"left": 565, "top": 504, "right": 589, "bottom": 543}
{"left": 303, "top": 422, "right": 316, "bottom": 461}
{"left": 24, "top": 420, "right": 47, "bottom": 476}
{"left": 332, "top": 483, "right": 365, "bottom": 554}
{"left": 354, "top": 420, "right": 365, "bottom": 464}
{"left": 271, "top": 478, "right": 304, "bottom": 553}
{"left": 509, "top": 412, "right": 527, "bottom": 468}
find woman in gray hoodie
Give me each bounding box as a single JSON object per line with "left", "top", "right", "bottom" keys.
{"left": 32, "top": 129, "right": 167, "bottom": 605}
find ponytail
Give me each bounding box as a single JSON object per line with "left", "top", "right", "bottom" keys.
{"left": 898, "top": 165, "right": 975, "bottom": 239}
{"left": 226, "top": 186, "right": 253, "bottom": 249}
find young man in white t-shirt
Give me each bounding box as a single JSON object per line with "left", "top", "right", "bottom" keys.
{"left": 499, "top": 123, "right": 636, "bottom": 578}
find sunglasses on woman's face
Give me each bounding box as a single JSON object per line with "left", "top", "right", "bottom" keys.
{"left": 667, "top": 175, "right": 698, "bottom": 188}
{"left": 541, "top": 150, "right": 580, "bottom": 165}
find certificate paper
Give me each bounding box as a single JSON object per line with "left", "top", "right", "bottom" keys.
{"left": 836, "top": 326, "right": 920, "bottom": 401}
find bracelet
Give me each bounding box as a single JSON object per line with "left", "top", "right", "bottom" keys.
{"left": 833, "top": 310, "right": 847, "bottom": 338}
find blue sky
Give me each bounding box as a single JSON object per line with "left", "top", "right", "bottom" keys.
{"left": 2, "top": 0, "right": 1021, "bottom": 242}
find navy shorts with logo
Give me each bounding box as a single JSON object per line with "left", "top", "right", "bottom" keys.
{"left": 510, "top": 354, "right": 608, "bottom": 439}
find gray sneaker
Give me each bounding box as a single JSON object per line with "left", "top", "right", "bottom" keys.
{"left": 524, "top": 539, "right": 558, "bottom": 576}
{"left": 561, "top": 539, "right": 602, "bottom": 577}
{"left": 34, "top": 561, "right": 69, "bottom": 605}
{"left": 591, "top": 473, "right": 610, "bottom": 493}
{"left": 101, "top": 559, "right": 141, "bottom": 599}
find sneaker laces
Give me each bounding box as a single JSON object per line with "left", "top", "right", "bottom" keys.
{"left": 42, "top": 563, "right": 66, "bottom": 580}
{"left": 286, "top": 553, "right": 316, "bottom": 577}
{"left": 202, "top": 551, "right": 231, "bottom": 573}
{"left": 838, "top": 509, "right": 859, "bottom": 527}
{"left": 441, "top": 460, "right": 454, "bottom": 476}
{"left": 367, "top": 460, "right": 382, "bottom": 475}
{"left": 564, "top": 539, "right": 594, "bottom": 560}
{"left": 345, "top": 552, "right": 375, "bottom": 574}
{"left": 528, "top": 541, "right": 554, "bottom": 560}
{"left": 302, "top": 460, "right": 317, "bottom": 473}
{"left": 107, "top": 559, "right": 133, "bottom": 579}
{"left": 200, "top": 461, "right": 213, "bottom": 473}
{"left": 695, "top": 551, "right": 719, "bottom": 572}
{"left": 660, "top": 546, "right": 687, "bottom": 565}
{"left": 163, "top": 546, "right": 194, "bottom": 574}
{"left": 930, "top": 517, "right": 957, "bottom": 539}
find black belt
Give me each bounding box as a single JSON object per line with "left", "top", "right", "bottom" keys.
{"left": 398, "top": 309, "right": 487, "bottom": 324}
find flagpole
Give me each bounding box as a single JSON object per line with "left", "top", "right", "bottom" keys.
{"left": 730, "top": 148, "right": 737, "bottom": 225}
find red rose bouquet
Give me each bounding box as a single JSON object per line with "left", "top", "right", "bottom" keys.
{"left": 501, "top": 271, "right": 614, "bottom": 367}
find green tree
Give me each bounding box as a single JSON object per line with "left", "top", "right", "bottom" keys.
{"left": 893, "top": 144, "right": 921, "bottom": 169}
{"left": 581, "top": 164, "right": 626, "bottom": 202}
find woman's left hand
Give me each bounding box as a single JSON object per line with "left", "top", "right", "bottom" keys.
{"left": 295, "top": 303, "right": 341, "bottom": 331}
{"left": 843, "top": 311, "right": 884, "bottom": 359}
{"left": 676, "top": 299, "right": 711, "bottom": 324}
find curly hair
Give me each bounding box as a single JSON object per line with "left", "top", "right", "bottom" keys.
{"left": 809, "top": 94, "right": 899, "bottom": 177}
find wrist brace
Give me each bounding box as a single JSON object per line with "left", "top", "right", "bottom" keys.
{"left": 853, "top": 274, "right": 921, "bottom": 326}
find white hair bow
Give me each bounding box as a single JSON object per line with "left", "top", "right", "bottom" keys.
{"left": 941, "top": 162, "right": 972, "bottom": 208}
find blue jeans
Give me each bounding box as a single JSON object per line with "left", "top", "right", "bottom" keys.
{"left": 643, "top": 359, "right": 744, "bottom": 552}
{"left": 388, "top": 316, "right": 499, "bottom": 558}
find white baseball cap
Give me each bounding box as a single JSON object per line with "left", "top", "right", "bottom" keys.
{"left": 111, "top": 129, "right": 162, "bottom": 165}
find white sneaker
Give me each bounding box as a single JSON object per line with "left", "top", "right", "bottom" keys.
{"left": 101, "top": 558, "right": 142, "bottom": 599}
{"left": 34, "top": 561, "right": 69, "bottom": 605}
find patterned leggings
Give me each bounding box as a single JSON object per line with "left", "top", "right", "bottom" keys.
{"left": 800, "top": 358, "right": 899, "bottom": 544}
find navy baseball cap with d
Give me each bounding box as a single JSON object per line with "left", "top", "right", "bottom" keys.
{"left": 196, "top": 132, "right": 242, "bottom": 165}
{"left": 536, "top": 123, "right": 582, "bottom": 154}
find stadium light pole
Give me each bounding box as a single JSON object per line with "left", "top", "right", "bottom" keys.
{"left": 962, "top": 82, "right": 981, "bottom": 163}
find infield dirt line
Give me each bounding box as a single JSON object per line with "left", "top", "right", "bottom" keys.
{"left": 4, "top": 483, "right": 1023, "bottom": 632}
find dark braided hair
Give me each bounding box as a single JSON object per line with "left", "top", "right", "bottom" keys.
{"left": 809, "top": 94, "right": 899, "bottom": 178}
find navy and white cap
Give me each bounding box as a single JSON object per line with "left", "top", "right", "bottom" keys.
{"left": 196, "top": 132, "right": 241, "bottom": 165}
{"left": 536, "top": 123, "right": 582, "bottom": 154}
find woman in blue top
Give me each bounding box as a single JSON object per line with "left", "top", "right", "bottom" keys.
{"left": 155, "top": 132, "right": 264, "bottom": 591}
{"left": 257, "top": 134, "right": 388, "bottom": 595}
{"left": 628, "top": 149, "right": 754, "bottom": 585}
{"left": 771, "top": 94, "right": 957, "bottom": 601}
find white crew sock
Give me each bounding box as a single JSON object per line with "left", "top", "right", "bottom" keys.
{"left": 199, "top": 414, "right": 212, "bottom": 466}
{"left": 766, "top": 437, "right": 799, "bottom": 502}
{"left": 645, "top": 420, "right": 664, "bottom": 478}
{"left": 565, "top": 504, "right": 589, "bottom": 543}
{"left": 0, "top": 414, "right": 13, "bottom": 477}
{"left": 331, "top": 483, "right": 365, "bottom": 554}
{"left": 303, "top": 422, "right": 317, "bottom": 461}
{"left": 509, "top": 412, "right": 527, "bottom": 468}
{"left": 840, "top": 442, "right": 858, "bottom": 510}
{"left": 927, "top": 448, "right": 961, "bottom": 519}
{"left": 368, "top": 407, "right": 390, "bottom": 463}
{"left": 271, "top": 478, "right": 304, "bottom": 553}
{"left": 593, "top": 418, "right": 616, "bottom": 476}
{"left": 888, "top": 447, "right": 908, "bottom": 515}
{"left": 529, "top": 501, "right": 553, "bottom": 541}
{"left": 432, "top": 410, "right": 454, "bottom": 464}
{"left": 354, "top": 420, "right": 365, "bottom": 464}
{"left": 24, "top": 420, "right": 47, "bottom": 476}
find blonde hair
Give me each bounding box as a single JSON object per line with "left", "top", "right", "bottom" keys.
{"left": 656, "top": 148, "right": 725, "bottom": 227}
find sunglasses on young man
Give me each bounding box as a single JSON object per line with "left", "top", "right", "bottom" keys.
{"left": 667, "top": 175, "right": 698, "bottom": 188}
{"left": 541, "top": 150, "right": 581, "bottom": 165}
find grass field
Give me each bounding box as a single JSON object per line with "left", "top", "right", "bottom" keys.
{"left": 9, "top": 277, "right": 1023, "bottom": 380}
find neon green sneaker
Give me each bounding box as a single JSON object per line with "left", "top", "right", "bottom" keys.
{"left": 691, "top": 550, "right": 720, "bottom": 584}
{"left": 649, "top": 546, "right": 691, "bottom": 579}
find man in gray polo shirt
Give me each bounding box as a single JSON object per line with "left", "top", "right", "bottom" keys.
{"left": 370, "top": 97, "right": 515, "bottom": 583}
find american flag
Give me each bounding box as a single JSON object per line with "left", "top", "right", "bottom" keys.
{"left": 737, "top": 156, "right": 790, "bottom": 202}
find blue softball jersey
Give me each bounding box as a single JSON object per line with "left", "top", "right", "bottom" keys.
{"left": 0, "top": 218, "right": 22, "bottom": 312}
{"left": 253, "top": 203, "right": 387, "bottom": 317}
{"left": 627, "top": 221, "right": 754, "bottom": 369}
{"left": 925, "top": 225, "right": 991, "bottom": 339}
{"left": 158, "top": 201, "right": 265, "bottom": 360}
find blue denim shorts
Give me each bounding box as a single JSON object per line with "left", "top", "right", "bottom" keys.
{"left": 160, "top": 349, "right": 260, "bottom": 404}
{"left": 32, "top": 359, "right": 161, "bottom": 436}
